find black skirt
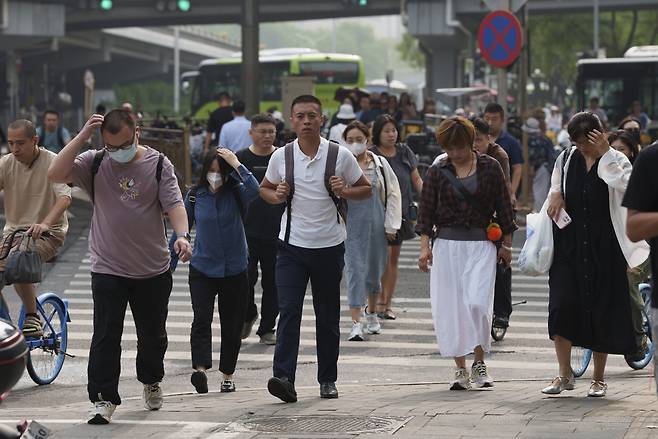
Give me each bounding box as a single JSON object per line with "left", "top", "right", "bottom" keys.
{"left": 548, "top": 150, "right": 635, "bottom": 354}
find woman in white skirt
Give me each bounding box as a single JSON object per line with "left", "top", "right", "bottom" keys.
{"left": 417, "top": 117, "right": 516, "bottom": 390}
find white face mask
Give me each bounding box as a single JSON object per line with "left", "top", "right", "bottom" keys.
{"left": 346, "top": 142, "right": 367, "bottom": 156}
{"left": 207, "top": 172, "right": 223, "bottom": 190}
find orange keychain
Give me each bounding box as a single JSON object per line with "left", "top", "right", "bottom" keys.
{"left": 486, "top": 222, "right": 503, "bottom": 242}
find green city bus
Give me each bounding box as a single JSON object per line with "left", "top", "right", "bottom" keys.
{"left": 189, "top": 48, "right": 365, "bottom": 120}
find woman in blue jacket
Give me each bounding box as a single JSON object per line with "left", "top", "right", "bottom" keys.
{"left": 170, "top": 148, "right": 259, "bottom": 394}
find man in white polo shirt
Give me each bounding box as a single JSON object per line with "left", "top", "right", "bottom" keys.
{"left": 260, "top": 95, "right": 371, "bottom": 402}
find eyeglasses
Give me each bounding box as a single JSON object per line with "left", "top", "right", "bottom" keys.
{"left": 104, "top": 133, "right": 136, "bottom": 152}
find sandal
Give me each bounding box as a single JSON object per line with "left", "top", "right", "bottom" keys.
{"left": 376, "top": 302, "right": 387, "bottom": 319}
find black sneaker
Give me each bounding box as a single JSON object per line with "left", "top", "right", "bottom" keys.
{"left": 241, "top": 316, "right": 257, "bottom": 340}
{"left": 320, "top": 382, "right": 338, "bottom": 399}
{"left": 267, "top": 377, "right": 297, "bottom": 403}
{"left": 628, "top": 336, "right": 649, "bottom": 362}
{"left": 191, "top": 371, "right": 208, "bottom": 394}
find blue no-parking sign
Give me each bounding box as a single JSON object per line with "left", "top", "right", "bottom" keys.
{"left": 477, "top": 10, "right": 523, "bottom": 68}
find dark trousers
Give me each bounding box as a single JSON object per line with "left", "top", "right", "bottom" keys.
{"left": 87, "top": 270, "right": 172, "bottom": 405}
{"left": 245, "top": 236, "right": 279, "bottom": 336}
{"left": 493, "top": 236, "right": 513, "bottom": 319}
{"left": 273, "top": 241, "right": 344, "bottom": 385}
{"left": 189, "top": 265, "right": 248, "bottom": 374}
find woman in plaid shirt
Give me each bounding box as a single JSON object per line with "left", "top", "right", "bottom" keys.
{"left": 417, "top": 117, "right": 516, "bottom": 391}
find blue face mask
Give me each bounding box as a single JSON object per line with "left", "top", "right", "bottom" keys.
{"left": 108, "top": 140, "right": 137, "bottom": 163}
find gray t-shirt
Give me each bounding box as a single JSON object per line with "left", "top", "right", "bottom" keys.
{"left": 72, "top": 146, "right": 183, "bottom": 278}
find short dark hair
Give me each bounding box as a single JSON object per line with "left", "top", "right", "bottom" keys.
{"left": 566, "top": 111, "right": 603, "bottom": 143}
{"left": 372, "top": 114, "right": 399, "bottom": 146}
{"left": 484, "top": 103, "right": 504, "bottom": 117}
{"left": 232, "top": 100, "right": 246, "bottom": 114}
{"left": 8, "top": 119, "right": 37, "bottom": 138}
{"left": 251, "top": 113, "right": 276, "bottom": 128}
{"left": 608, "top": 129, "right": 639, "bottom": 163}
{"left": 342, "top": 120, "right": 370, "bottom": 141}
{"left": 470, "top": 117, "right": 490, "bottom": 135}
{"left": 436, "top": 116, "right": 475, "bottom": 149}
{"left": 44, "top": 110, "right": 59, "bottom": 119}
{"left": 101, "top": 109, "right": 136, "bottom": 134}
{"left": 217, "top": 92, "right": 231, "bottom": 101}
{"left": 291, "top": 95, "right": 322, "bottom": 112}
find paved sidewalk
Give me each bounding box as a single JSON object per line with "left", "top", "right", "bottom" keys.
{"left": 1, "top": 374, "right": 657, "bottom": 438}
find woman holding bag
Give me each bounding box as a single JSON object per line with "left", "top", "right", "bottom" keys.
{"left": 542, "top": 112, "right": 649, "bottom": 397}
{"left": 417, "top": 117, "right": 515, "bottom": 390}
{"left": 370, "top": 114, "right": 423, "bottom": 320}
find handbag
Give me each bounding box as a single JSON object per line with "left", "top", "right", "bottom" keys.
{"left": 4, "top": 235, "right": 43, "bottom": 285}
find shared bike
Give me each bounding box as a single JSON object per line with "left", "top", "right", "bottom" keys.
{"left": 0, "top": 229, "right": 71, "bottom": 385}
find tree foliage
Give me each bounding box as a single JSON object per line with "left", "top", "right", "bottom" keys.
{"left": 396, "top": 32, "right": 425, "bottom": 70}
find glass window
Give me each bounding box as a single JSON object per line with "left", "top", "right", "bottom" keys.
{"left": 261, "top": 62, "right": 290, "bottom": 101}
{"left": 199, "top": 64, "right": 242, "bottom": 103}
{"left": 298, "top": 61, "right": 359, "bottom": 84}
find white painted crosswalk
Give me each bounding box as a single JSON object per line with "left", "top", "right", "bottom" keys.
{"left": 53, "top": 236, "right": 641, "bottom": 377}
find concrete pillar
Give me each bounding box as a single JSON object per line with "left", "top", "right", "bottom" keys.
{"left": 423, "top": 41, "right": 459, "bottom": 108}
{"left": 5, "top": 50, "right": 18, "bottom": 119}
{"left": 241, "top": 0, "right": 260, "bottom": 116}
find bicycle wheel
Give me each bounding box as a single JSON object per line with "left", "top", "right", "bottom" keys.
{"left": 491, "top": 325, "right": 507, "bottom": 341}
{"left": 570, "top": 346, "right": 592, "bottom": 378}
{"left": 625, "top": 285, "right": 654, "bottom": 370}
{"left": 26, "top": 296, "right": 68, "bottom": 385}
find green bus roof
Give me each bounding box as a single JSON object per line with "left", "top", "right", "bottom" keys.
{"left": 199, "top": 49, "right": 362, "bottom": 68}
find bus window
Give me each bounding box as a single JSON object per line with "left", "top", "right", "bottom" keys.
{"left": 262, "top": 61, "right": 291, "bottom": 101}
{"left": 583, "top": 78, "right": 623, "bottom": 123}
{"left": 298, "top": 61, "right": 359, "bottom": 84}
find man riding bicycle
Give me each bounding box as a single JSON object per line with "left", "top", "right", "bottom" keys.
{"left": 0, "top": 119, "right": 71, "bottom": 337}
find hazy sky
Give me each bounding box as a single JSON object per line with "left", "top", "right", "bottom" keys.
{"left": 297, "top": 15, "right": 403, "bottom": 41}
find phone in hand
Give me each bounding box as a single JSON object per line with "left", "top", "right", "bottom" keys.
{"left": 553, "top": 208, "right": 572, "bottom": 229}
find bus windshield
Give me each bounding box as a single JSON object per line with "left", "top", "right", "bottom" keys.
{"left": 576, "top": 58, "right": 657, "bottom": 129}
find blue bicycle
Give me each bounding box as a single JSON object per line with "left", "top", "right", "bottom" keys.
{"left": 0, "top": 229, "right": 71, "bottom": 385}
{"left": 571, "top": 283, "right": 654, "bottom": 377}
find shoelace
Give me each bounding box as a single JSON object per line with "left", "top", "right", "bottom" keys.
{"left": 96, "top": 401, "right": 113, "bottom": 410}
{"left": 146, "top": 384, "right": 160, "bottom": 394}
{"left": 473, "top": 363, "right": 487, "bottom": 377}
{"left": 222, "top": 380, "right": 233, "bottom": 387}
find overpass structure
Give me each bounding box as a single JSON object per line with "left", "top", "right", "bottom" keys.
{"left": 2, "top": 0, "right": 657, "bottom": 125}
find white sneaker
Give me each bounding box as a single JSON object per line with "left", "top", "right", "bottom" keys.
{"left": 348, "top": 321, "right": 364, "bottom": 341}
{"left": 450, "top": 368, "right": 471, "bottom": 390}
{"left": 365, "top": 311, "right": 381, "bottom": 334}
{"left": 143, "top": 382, "right": 163, "bottom": 411}
{"left": 88, "top": 400, "right": 116, "bottom": 425}
{"left": 471, "top": 361, "right": 494, "bottom": 388}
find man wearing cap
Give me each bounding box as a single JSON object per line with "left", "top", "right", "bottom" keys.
{"left": 524, "top": 117, "right": 556, "bottom": 212}
{"left": 328, "top": 104, "right": 356, "bottom": 144}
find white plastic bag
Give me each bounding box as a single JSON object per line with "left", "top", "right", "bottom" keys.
{"left": 518, "top": 200, "right": 554, "bottom": 276}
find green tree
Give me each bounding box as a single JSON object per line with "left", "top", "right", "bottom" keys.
{"left": 113, "top": 80, "right": 174, "bottom": 116}
{"left": 396, "top": 32, "right": 425, "bottom": 70}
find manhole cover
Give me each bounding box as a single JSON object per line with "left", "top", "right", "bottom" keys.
{"left": 237, "top": 415, "right": 410, "bottom": 434}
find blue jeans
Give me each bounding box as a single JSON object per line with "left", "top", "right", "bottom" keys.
{"left": 273, "top": 241, "right": 344, "bottom": 384}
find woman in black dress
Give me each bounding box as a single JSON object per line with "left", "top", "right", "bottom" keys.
{"left": 542, "top": 112, "right": 649, "bottom": 398}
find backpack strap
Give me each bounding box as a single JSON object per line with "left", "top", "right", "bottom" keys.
{"left": 90, "top": 149, "right": 106, "bottom": 204}
{"left": 283, "top": 142, "right": 295, "bottom": 243}
{"left": 156, "top": 153, "right": 164, "bottom": 182}
{"left": 439, "top": 167, "right": 477, "bottom": 207}
{"left": 324, "top": 141, "right": 347, "bottom": 223}
{"left": 187, "top": 186, "right": 197, "bottom": 231}
{"left": 372, "top": 153, "right": 388, "bottom": 211}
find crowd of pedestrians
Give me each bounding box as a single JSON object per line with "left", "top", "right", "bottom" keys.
{"left": 1, "top": 90, "right": 658, "bottom": 425}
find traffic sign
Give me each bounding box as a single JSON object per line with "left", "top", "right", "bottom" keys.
{"left": 477, "top": 10, "right": 523, "bottom": 69}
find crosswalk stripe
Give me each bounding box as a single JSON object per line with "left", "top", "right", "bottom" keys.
{"left": 59, "top": 348, "right": 629, "bottom": 372}
{"left": 67, "top": 307, "right": 550, "bottom": 321}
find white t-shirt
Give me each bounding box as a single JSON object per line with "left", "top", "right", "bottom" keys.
{"left": 265, "top": 137, "right": 364, "bottom": 249}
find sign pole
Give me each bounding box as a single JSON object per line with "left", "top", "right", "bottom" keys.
{"left": 497, "top": 0, "right": 510, "bottom": 120}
